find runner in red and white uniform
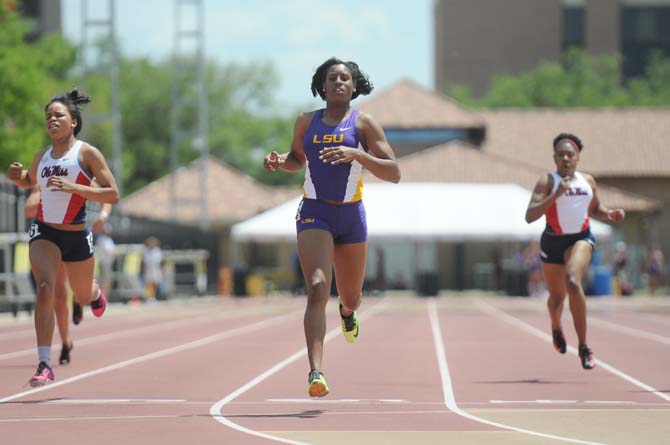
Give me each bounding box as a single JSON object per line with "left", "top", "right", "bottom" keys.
{"left": 24, "top": 186, "right": 113, "bottom": 366}
{"left": 6, "top": 89, "right": 119, "bottom": 386}
{"left": 525, "top": 133, "right": 625, "bottom": 370}
{"left": 544, "top": 170, "right": 593, "bottom": 235}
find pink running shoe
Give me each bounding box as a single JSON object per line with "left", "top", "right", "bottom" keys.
{"left": 29, "top": 361, "right": 54, "bottom": 387}
{"left": 90, "top": 290, "right": 107, "bottom": 317}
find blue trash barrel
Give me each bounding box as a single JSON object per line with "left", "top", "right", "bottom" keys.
{"left": 590, "top": 250, "right": 602, "bottom": 265}
{"left": 592, "top": 265, "right": 612, "bottom": 296}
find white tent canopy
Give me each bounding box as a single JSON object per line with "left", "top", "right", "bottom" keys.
{"left": 231, "top": 183, "right": 612, "bottom": 242}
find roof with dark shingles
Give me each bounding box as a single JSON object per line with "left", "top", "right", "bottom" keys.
{"left": 121, "top": 156, "right": 298, "bottom": 225}
{"left": 121, "top": 81, "right": 669, "bottom": 225}
{"left": 479, "top": 108, "right": 670, "bottom": 177}
{"left": 358, "top": 79, "right": 485, "bottom": 129}
{"left": 365, "top": 142, "right": 660, "bottom": 212}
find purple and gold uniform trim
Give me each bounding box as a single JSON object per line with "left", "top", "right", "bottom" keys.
{"left": 302, "top": 109, "right": 367, "bottom": 203}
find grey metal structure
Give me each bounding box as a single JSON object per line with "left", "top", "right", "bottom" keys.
{"left": 80, "top": 0, "right": 123, "bottom": 205}
{"left": 170, "top": 0, "right": 209, "bottom": 230}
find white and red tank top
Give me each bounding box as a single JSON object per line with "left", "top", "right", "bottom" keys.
{"left": 36, "top": 140, "right": 92, "bottom": 225}
{"left": 544, "top": 171, "right": 593, "bottom": 235}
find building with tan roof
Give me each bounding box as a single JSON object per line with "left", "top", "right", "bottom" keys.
{"left": 480, "top": 109, "right": 670, "bottom": 178}
{"left": 122, "top": 155, "right": 297, "bottom": 227}
{"left": 479, "top": 109, "right": 670, "bottom": 252}
{"left": 357, "top": 80, "right": 669, "bottom": 291}
{"left": 361, "top": 141, "right": 661, "bottom": 290}
{"left": 360, "top": 81, "right": 666, "bottom": 224}
{"left": 120, "top": 155, "right": 298, "bottom": 278}
{"left": 118, "top": 80, "right": 669, "bottom": 294}
{"left": 369, "top": 141, "right": 659, "bottom": 211}
{"left": 358, "top": 79, "right": 485, "bottom": 157}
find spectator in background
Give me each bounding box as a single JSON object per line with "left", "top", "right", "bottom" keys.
{"left": 524, "top": 240, "right": 545, "bottom": 297}
{"left": 491, "top": 247, "right": 504, "bottom": 293}
{"left": 647, "top": 245, "right": 665, "bottom": 295}
{"left": 391, "top": 271, "right": 407, "bottom": 290}
{"left": 142, "top": 236, "right": 164, "bottom": 300}
{"left": 374, "top": 247, "right": 386, "bottom": 294}
{"left": 95, "top": 223, "right": 115, "bottom": 299}
{"left": 613, "top": 241, "right": 631, "bottom": 296}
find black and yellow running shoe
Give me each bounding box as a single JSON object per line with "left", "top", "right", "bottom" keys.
{"left": 338, "top": 296, "right": 359, "bottom": 344}
{"left": 308, "top": 370, "right": 329, "bottom": 397}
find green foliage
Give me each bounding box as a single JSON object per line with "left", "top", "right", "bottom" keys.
{"left": 627, "top": 51, "right": 670, "bottom": 106}
{"left": 80, "top": 58, "right": 173, "bottom": 193}
{"left": 0, "top": 5, "right": 76, "bottom": 169}
{"left": 1, "top": 4, "right": 299, "bottom": 194}
{"left": 79, "top": 55, "right": 299, "bottom": 194}
{"left": 446, "top": 48, "right": 670, "bottom": 108}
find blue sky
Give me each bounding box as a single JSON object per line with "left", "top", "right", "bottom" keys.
{"left": 62, "top": 0, "right": 433, "bottom": 111}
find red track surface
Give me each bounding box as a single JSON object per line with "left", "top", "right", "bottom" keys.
{"left": 0, "top": 295, "right": 668, "bottom": 444}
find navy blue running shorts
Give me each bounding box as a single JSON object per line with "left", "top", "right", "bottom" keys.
{"left": 29, "top": 221, "right": 94, "bottom": 262}
{"left": 540, "top": 229, "right": 595, "bottom": 265}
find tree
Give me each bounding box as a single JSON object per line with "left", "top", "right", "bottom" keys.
{"left": 446, "top": 48, "right": 670, "bottom": 108}
{"left": 206, "top": 61, "right": 297, "bottom": 186}
{"left": 0, "top": 2, "right": 77, "bottom": 168}
{"left": 1, "top": 2, "right": 297, "bottom": 193}
{"left": 82, "top": 56, "right": 298, "bottom": 195}
{"left": 627, "top": 51, "right": 670, "bottom": 106}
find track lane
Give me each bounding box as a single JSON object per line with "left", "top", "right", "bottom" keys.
{"left": 0, "top": 296, "right": 668, "bottom": 445}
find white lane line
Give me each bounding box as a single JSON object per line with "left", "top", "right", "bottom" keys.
{"left": 631, "top": 311, "right": 670, "bottom": 326}
{"left": 0, "top": 315, "right": 215, "bottom": 361}
{"left": 584, "top": 400, "right": 638, "bottom": 405}
{"left": 0, "top": 410, "right": 458, "bottom": 423}
{"left": 209, "top": 300, "right": 388, "bottom": 445}
{"left": 265, "top": 398, "right": 406, "bottom": 404}
{"left": 42, "top": 398, "right": 187, "bottom": 404}
{"left": 490, "top": 400, "right": 646, "bottom": 406}
{"left": 428, "top": 300, "right": 606, "bottom": 445}
{"left": 0, "top": 328, "right": 34, "bottom": 341}
{"left": 491, "top": 400, "right": 578, "bottom": 404}
{"left": 320, "top": 409, "right": 458, "bottom": 416}
{"left": 0, "top": 310, "right": 266, "bottom": 361}
{"left": 0, "top": 415, "right": 182, "bottom": 423}
{"left": 233, "top": 400, "right": 445, "bottom": 407}
{"left": 0, "top": 310, "right": 300, "bottom": 404}
{"left": 589, "top": 316, "right": 670, "bottom": 345}
{"left": 476, "top": 299, "right": 670, "bottom": 403}
{"left": 7, "top": 399, "right": 219, "bottom": 406}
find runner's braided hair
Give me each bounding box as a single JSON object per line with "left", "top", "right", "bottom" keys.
{"left": 45, "top": 88, "right": 92, "bottom": 136}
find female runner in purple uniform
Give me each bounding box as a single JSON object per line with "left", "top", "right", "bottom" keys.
{"left": 264, "top": 58, "right": 400, "bottom": 396}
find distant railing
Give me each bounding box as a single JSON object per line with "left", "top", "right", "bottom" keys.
{"left": 112, "top": 244, "right": 210, "bottom": 301}
{"left": 0, "top": 235, "right": 210, "bottom": 312}
{"left": 0, "top": 178, "right": 27, "bottom": 234}
{"left": 0, "top": 232, "right": 33, "bottom": 314}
